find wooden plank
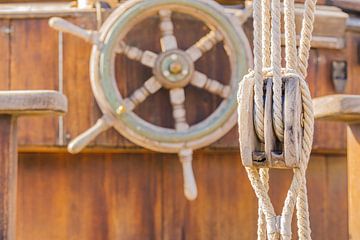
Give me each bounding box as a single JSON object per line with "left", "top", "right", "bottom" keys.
{"left": 347, "top": 124, "right": 360, "bottom": 240}
{"left": 305, "top": 155, "right": 328, "bottom": 239}
{"left": 314, "top": 95, "right": 360, "bottom": 122}
{"left": 0, "top": 116, "right": 17, "bottom": 240}
{"left": 0, "top": 3, "right": 100, "bottom": 19}
{"left": 0, "top": 90, "right": 67, "bottom": 115}
{"left": 325, "top": 155, "right": 349, "bottom": 240}
{"left": 162, "top": 152, "right": 258, "bottom": 240}
{"left": 13, "top": 151, "right": 349, "bottom": 239}
{"left": 0, "top": 19, "right": 10, "bottom": 90}
{"left": 161, "top": 152, "right": 345, "bottom": 239}
{"left": 310, "top": 46, "right": 348, "bottom": 151}
{"left": 16, "top": 152, "right": 162, "bottom": 240}
{"left": 61, "top": 15, "right": 99, "bottom": 148}
{"left": 10, "top": 18, "right": 60, "bottom": 146}
{"left": 346, "top": 32, "right": 360, "bottom": 95}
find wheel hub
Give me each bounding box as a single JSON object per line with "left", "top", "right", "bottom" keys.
{"left": 154, "top": 50, "right": 194, "bottom": 89}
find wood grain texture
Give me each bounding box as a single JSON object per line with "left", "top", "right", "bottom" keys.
{"left": 10, "top": 18, "right": 60, "bottom": 146}
{"left": 0, "top": 5, "right": 352, "bottom": 240}
{"left": 0, "top": 116, "right": 17, "bottom": 240}
{"left": 14, "top": 152, "right": 348, "bottom": 240}
{"left": 0, "top": 90, "right": 67, "bottom": 115}
{"left": 0, "top": 12, "right": 354, "bottom": 153}
{"left": 17, "top": 152, "right": 162, "bottom": 240}
{"left": 0, "top": 19, "right": 10, "bottom": 90}
{"left": 347, "top": 124, "right": 360, "bottom": 240}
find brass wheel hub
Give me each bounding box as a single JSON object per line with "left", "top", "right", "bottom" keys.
{"left": 153, "top": 50, "right": 194, "bottom": 89}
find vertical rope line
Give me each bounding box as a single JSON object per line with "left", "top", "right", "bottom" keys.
{"left": 297, "top": 1, "right": 317, "bottom": 238}
{"left": 284, "top": 0, "right": 298, "bottom": 70}
{"left": 262, "top": 0, "right": 271, "bottom": 68}
{"left": 298, "top": 0, "right": 317, "bottom": 79}
{"left": 271, "top": 0, "right": 284, "bottom": 142}
{"left": 258, "top": 168, "right": 269, "bottom": 240}
{"left": 258, "top": 1, "right": 272, "bottom": 239}
{"left": 253, "top": 0, "right": 265, "bottom": 143}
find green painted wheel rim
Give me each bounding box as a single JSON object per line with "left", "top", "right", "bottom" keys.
{"left": 91, "top": 0, "right": 251, "bottom": 151}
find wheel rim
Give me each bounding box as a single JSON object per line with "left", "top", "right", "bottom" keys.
{"left": 90, "top": 0, "right": 252, "bottom": 152}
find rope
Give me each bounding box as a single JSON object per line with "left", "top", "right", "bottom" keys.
{"left": 270, "top": 0, "right": 284, "bottom": 143}
{"left": 238, "top": 0, "right": 317, "bottom": 239}
{"left": 253, "top": 0, "right": 265, "bottom": 143}
{"left": 258, "top": 1, "right": 271, "bottom": 239}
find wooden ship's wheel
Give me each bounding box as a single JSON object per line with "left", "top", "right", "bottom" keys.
{"left": 49, "top": 0, "right": 252, "bottom": 200}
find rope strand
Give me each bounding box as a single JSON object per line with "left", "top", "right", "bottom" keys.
{"left": 271, "top": 0, "right": 284, "bottom": 142}
{"left": 253, "top": 0, "right": 265, "bottom": 143}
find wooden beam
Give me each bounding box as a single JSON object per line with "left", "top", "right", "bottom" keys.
{"left": 0, "top": 116, "right": 17, "bottom": 240}
{"left": 348, "top": 124, "right": 360, "bottom": 240}
{"left": 313, "top": 95, "right": 360, "bottom": 122}
{"left": 0, "top": 90, "right": 67, "bottom": 115}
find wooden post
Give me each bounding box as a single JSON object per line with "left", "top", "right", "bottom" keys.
{"left": 313, "top": 95, "right": 360, "bottom": 239}
{"left": 348, "top": 124, "right": 360, "bottom": 240}
{"left": 0, "top": 116, "right": 17, "bottom": 240}
{"left": 0, "top": 91, "right": 67, "bottom": 239}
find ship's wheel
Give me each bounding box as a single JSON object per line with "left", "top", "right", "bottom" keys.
{"left": 49, "top": 0, "right": 252, "bottom": 200}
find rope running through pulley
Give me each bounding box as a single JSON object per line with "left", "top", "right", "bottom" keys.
{"left": 237, "top": 0, "right": 317, "bottom": 239}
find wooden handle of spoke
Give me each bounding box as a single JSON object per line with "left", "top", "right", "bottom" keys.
{"left": 49, "top": 17, "right": 99, "bottom": 45}
{"left": 179, "top": 149, "right": 198, "bottom": 201}
{"left": 68, "top": 115, "right": 113, "bottom": 154}
{"left": 232, "top": 5, "right": 253, "bottom": 25}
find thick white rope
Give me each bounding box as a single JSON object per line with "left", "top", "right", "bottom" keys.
{"left": 296, "top": 1, "right": 317, "bottom": 238}
{"left": 258, "top": 0, "right": 271, "bottom": 239}
{"left": 284, "top": 0, "right": 298, "bottom": 71}
{"left": 253, "top": 0, "right": 265, "bottom": 143}
{"left": 271, "top": 0, "right": 284, "bottom": 143}
{"left": 262, "top": 0, "right": 272, "bottom": 68}
{"left": 298, "top": 0, "right": 317, "bottom": 79}
{"left": 239, "top": 0, "right": 317, "bottom": 239}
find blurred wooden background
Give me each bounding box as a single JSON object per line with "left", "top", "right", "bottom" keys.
{"left": 0, "top": 2, "right": 358, "bottom": 239}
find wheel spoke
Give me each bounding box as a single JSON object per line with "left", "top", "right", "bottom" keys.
{"left": 120, "top": 77, "right": 162, "bottom": 112}
{"left": 186, "top": 30, "right": 223, "bottom": 62}
{"left": 191, "top": 71, "right": 231, "bottom": 98}
{"left": 116, "top": 41, "right": 158, "bottom": 68}
{"left": 169, "top": 88, "right": 189, "bottom": 131}
{"left": 159, "top": 9, "right": 178, "bottom": 51}
{"left": 49, "top": 17, "right": 101, "bottom": 47}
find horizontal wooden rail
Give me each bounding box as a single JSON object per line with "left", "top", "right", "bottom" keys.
{"left": 314, "top": 94, "right": 360, "bottom": 122}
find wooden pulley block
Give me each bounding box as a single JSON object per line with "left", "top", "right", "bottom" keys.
{"left": 238, "top": 75, "right": 303, "bottom": 169}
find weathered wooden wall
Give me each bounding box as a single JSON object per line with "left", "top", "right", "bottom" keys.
{"left": 0, "top": 6, "right": 357, "bottom": 239}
